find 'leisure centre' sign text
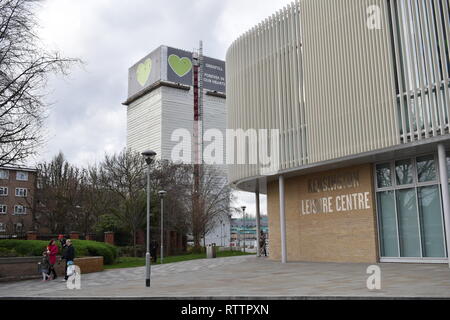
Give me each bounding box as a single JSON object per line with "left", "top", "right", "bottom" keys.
{"left": 300, "top": 171, "right": 371, "bottom": 215}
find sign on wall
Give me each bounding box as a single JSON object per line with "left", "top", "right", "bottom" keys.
{"left": 300, "top": 171, "right": 372, "bottom": 215}
{"left": 128, "top": 47, "right": 162, "bottom": 98}
{"left": 127, "top": 45, "right": 226, "bottom": 99}
{"left": 202, "top": 56, "right": 226, "bottom": 93}
{"left": 166, "top": 47, "right": 194, "bottom": 86}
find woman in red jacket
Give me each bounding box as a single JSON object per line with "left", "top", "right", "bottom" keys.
{"left": 46, "top": 239, "right": 58, "bottom": 280}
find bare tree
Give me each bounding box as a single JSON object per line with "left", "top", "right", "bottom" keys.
{"left": 34, "top": 152, "right": 84, "bottom": 233}
{"left": 188, "top": 165, "right": 232, "bottom": 251}
{"left": 150, "top": 160, "right": 192, "bottom": 235}
{"left": 148, "top": 161, "right": 231, "bottom": 252}
{"left": 99, "top": 149, "right": 147, "bottom": 256}
{"left": 0, "top": 0, "right": 78, "bottom": 166}
{"left": 76, "top": 165, "right": 114, "bottom": 235}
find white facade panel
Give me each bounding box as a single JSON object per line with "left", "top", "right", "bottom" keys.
{"left": 160, "top": 87, "right": 194, "bottom": 161}
{"left": 127, "top": 85, "right": 227, "bottom": 186}
{"left": 226, "top": 0, "right": 450, "bottom": 187}
{"left": 159, "top": 87, "right": 227, "bottom": 169}
{"left": 127, "top": 88, "right": 162, "bottom": 157}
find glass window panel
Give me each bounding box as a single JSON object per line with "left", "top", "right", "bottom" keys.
{"left": 416, "top": 155, "right": 436, "bottom": 182}
{"left": 377, "top": 191, "right": 399, "bottom": 257}
{"left": 418, "top": 186, "right": 446, "bottom": 258}
{"left": 376, "top": 163, "right": 392, "bottom": 188}
{"left": 396, "top": 159, "right": 414, "bottom": 185}
{"left": 0, "top": 170, "right": 8, "bottom": 179}
{"left": 16, "top": 172, "right": 28, "bottom": 181}
{"left": 396, "top": 188, "right": 421, "bottom": 257}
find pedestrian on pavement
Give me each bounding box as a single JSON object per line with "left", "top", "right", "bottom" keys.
{"left": 58, "top": 234, "right": 67, "bottom": 251}
{"left": 150, "top": 240, "right": 158, "bottom": 263}
{"left": 259, "top": 231, "right": 267, "bottom": 257}
{"left": 46, "top": 239, "right": 58, "bottom": 280}
{"left": 60, "top": 239, "right": 75, "bottom": 281}
{"left": 39, "top": 250, "right": 51, "bottom": 281}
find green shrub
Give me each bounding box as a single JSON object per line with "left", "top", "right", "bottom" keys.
{"left": 0, "top": 240, "right": 118, "bottom": 265}
{"left": 70, "top": 240, "right": 118, "bottom": 265}
{"left": 0, "top": 247, "right": 17, "bottom": 257}
{"left": 0, "top": 240, "right": 48, "bottom": 256}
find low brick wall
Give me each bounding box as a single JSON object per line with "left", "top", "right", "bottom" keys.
{"left": 0, "top": 256, "right": 104, "bottom": 282}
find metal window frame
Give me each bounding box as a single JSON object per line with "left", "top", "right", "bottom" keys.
{"left": 13, "top": 205, "right": 26, "bottom": 215}
{"left": 374, "top": 152, "right": 448, "bottom": 261}
{"left": 427, "top": 183, "right": 449, "bottom": 258}
{"left": 15, "top": 172, "right": 28, "bottom": 181}
{"left": 374, "top": 161, "right": 401, "bottom": 258}
{"left": 375, "top": 189, "right": 400, "bottom": 258}
{"left": 0, "top": 187, "right": 8, "bottom": 196}
{"left": 15, "top": 188, "right": 27, "bottom": 197}
{"left": 0, "top": 170, "right": 9, "bottom": 180}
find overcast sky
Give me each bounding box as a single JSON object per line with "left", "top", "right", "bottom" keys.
{"left": 32, "top": 0, "right": 293, "bottom": 217}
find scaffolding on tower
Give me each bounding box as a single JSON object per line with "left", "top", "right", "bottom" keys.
{"left": 192, "top": 41, "right": 204, "bottom": 248}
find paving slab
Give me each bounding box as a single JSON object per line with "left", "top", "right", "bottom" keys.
{"left": 0, "top": 256, "right": 449, "bottom": 298}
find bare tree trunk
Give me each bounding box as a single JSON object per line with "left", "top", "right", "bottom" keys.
{"left": 133, "top": 229, "right": 137, "bottom": 257}
{"left": 203, "top": 233, "right": 206, "bottom": 252}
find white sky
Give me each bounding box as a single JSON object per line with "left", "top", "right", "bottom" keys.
{"left": 32, "top": 0, "right": 294, "bottom": 217}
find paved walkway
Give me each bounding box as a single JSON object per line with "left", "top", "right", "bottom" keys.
{"left": 1, "top": 256, "right": 450, "bottom": 298}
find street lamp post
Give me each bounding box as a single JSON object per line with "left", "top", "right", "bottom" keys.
{"left": 241, "top": 206, "right": 246, "bottom": 253}
{"left": 220, "top": 219, "right": 223, "bottom": 247}
{"left": 158, "top": 190, "right": 167, "bottom": 264}
{"left": 142, "top": 150, "right": 156, "bottom": 287}
{"left": 223, "top": 223, "right": 226, "bottom": 247}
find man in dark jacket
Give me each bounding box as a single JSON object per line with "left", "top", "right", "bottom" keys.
{"left": 259, "top": 231, "right": 267, "bottom": 257}
{"left": 58, "top": 234, "right": 67, "bottom": 250}
{"left": 61, "top": 239, "right": 75, "bottom": 281}
{"left": 150, "top": 240, "right": 158, "bottom": 263}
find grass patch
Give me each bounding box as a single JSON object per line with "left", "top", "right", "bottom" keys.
{"left": 105, "top": 249, "right": 253, "bottom": 270}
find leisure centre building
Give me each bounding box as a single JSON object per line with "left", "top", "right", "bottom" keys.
{"left": 226, "top": 0, "right": 450, "bottom": 265}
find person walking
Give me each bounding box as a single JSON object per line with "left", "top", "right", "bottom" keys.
{"left": 150, "top": 240, "right": 158, "bottom": 263}
{"left": 60, "top": 239, "right": 75, "bottom": 281}
{"left": 39, "top": 250, "right": 51, "bottom": 281}
{"left": 259, "top": 231, "right": 267, "bottom": 257}
{"left": 46, "top": 240, "right": 58, "bottom": 280}
{"left": 58, "top": 234, "right": 67, "bottom": 251}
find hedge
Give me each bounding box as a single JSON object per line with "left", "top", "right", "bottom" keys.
{"left": 0, "top": 240, "right": 118, "bottom": 265}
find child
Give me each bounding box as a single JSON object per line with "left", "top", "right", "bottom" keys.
{"left": 47, "top": 239, "right": 58, "bottom": 280}
{"left": 38, "top": 251, "right": 51, "bottom": 281}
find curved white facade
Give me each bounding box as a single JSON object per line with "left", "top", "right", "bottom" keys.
{"left": 226, "top": 0, "right": 450, "bottom": 189}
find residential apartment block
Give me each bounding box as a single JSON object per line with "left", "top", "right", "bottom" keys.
{"left": 0, "top": 167, "right": 37, "bottom": 235}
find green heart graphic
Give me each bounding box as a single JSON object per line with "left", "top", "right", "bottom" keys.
{"left": 168, "top": 54, "right": 192, "bottom": 77}
{"left": 136, "top": 58, "right": 152, "bottom": 86}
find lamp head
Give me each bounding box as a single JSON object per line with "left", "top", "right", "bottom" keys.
{"left": 141, "top": 150, "right": 157, "bottom": 165}
{"left": 241, "top": 206, "right": 246, "bottom": 212}
{"left": 158, "top": 190, "right": 167, "bottom": 198}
